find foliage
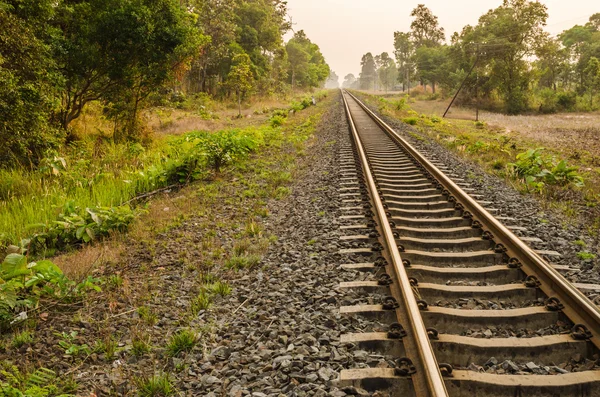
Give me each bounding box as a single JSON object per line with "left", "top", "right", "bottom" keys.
{"left": 0, "top": 253, "right": 100, "bottom": 328}
{"left": 286, "top": 30, "right": 330, "bottom": 89}
{"left": 0, "top": 364, "right": 74, "bottom": 397}
{"left": 28, "top": 203, "right": 136, "bottom": 255}
{"left": 508, "top": 148, "right": 584, "bottom": 191}
{"left": 55, "top": 331, "right": 91, "bottom": 356}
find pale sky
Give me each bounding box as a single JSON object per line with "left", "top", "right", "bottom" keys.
{"left": 284, "top": 0, "right": 599, "bottom": 82}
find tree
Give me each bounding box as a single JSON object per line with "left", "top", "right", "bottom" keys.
{"left": 359, "top": 53, "right": 376, "bottom": 90}
{"left": 0, "top": 0, "right": 60, "bottom": 167}
{"left": 376, "top": 53, "right": 397, "bottom": 92}
{"left": 535, "top": 34, "right": 568, "bottom": 91}
{"left": 410, "top": 4, "right": 445, "bottom": 48}
{"left": 343, "top": 74, "right": 357, "bottom": 89}
{"left": 325, "top": 71, "right": 340, "bottom": 89}
{"left": 53, "top": 0, "right": 200, "bottom": 136}
{"left": 226, "top": 53, "right": 254, "bottom": 117}
{"left": 393, "top": 32, "right": 414, "bottom": 91}
{"left": 414, "top": 46, "right": 448, "bottom": 93}
{"left": 584, "top": 57, "right": 600, "bottom": 107}
{"left": 458, "top": 0, "right": 549, "bottom": 113}
{"left": 285, "top": 31, "right": 330, "bottom": 89}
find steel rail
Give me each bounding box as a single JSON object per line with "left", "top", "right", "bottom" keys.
{"left": 344, "top": 89, "right": 600, "bottom": 351}
{"left": 341, "top": 90, "right": 449, "bottom": 397}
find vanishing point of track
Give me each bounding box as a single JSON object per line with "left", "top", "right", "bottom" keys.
{"left": 336, "top": 90, "right": 600, "bottom": 397}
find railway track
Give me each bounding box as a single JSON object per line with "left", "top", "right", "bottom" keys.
{"left": 336, "top": 90, "right": 600, "bottom": 397}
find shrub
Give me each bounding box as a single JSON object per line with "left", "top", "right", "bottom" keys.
{"left": 0, "top": 254, "right": 100, "bottom": 328}
{"left": 508, "top": 148, "right": 584, "bottom": 191}
{"left": 556, "top": 91, "right": 577, "bottom": 111}
{"left": 538, "top": 88, "right": 558, "bottom": 114}
{"left": 270, "top": 115, "right": 285, "bottom": 128}
{"left": 402, "top": 117, "right": 418, "bottom": 125}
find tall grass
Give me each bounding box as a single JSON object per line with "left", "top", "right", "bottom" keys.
{"left": 0, "top": 124, "right": 281, "bottom": 251}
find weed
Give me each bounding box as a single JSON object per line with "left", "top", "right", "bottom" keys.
{"left": 55, "top": 331, "right": 91, "bottom": 356}
{"left": 233, "top": 239, "right": 251, "bottom": 256}
{"left": 574, "top": 240, "right": 587, "bottom": 247}
{"left": 307, "top": 239, "right": 317, "bottom": 246}
{"left": 11, "top": 330, "right": 34, "bottom": 348}
{"left": 136, "top": 373, "right": 175, "bottom": 397}
{"left": 108, "top": 274, "right": 124, "bottom": 289}
{"left": 95, "top": 335, "right": 119, "bottom": 361}
{"left": 577, "top": 252, "right": 597, "bottom": 261}
{"left": 207, "top": 281, "right": 232, "bottom": 297}
{"left": 132, "top": 334, "right": 151, "bottom": 357}
{"left": 273, "top": 186, "right": 291, "bottom": 199}
{"left": 166, "top": 329, "right": 198, "bottom": 356}
{"left": 403, "top": 117, "right": 418, "bottom": 125}
{"left": 244, "top": 220, "right": 263, "bottom": 237}
{"left": 317, "top": 211, "right": 325, "bottom": 217}
{"left": 190, "top": 291, "right": 212, "bottom": 313}
{"left": 137, "top": 306, "right": 158, "bottom": 326}
{"left": 225, "top": 255, "right": 261, "bottom": 270}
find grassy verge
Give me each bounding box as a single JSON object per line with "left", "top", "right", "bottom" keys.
{"left": 354, "top": 91, "right": 600, "bottom": 232}
{"left": 0, "top": 91, "right": 334, "bottom": 395}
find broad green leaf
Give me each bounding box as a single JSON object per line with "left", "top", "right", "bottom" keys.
{"left": 1, "top": 254, "right": 29, "bottom": 280}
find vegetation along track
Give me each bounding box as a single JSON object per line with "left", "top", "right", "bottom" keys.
{"left": 336, "top": 90, "right": 600, "bottom": 397}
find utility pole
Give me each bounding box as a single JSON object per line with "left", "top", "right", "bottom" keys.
{"left": 443, "top": 44, "right": 480, "bottom": 118}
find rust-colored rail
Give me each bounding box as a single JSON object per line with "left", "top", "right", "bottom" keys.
{"left": 344, "top": 89, "right": 600, "bottom": 352}
{"left": 341, "top": 91, "right": 449, "bottom": 397}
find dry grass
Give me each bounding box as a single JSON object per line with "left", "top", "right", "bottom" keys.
{"left": 52, "top": 237, "right": 125, "bottom": 280}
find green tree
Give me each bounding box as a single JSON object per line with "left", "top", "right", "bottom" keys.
{"left": 459, "top": 0, "right": 549, "bottom": 113}
{"left": 376, "top": 53, "right": 397, "bottom": 92}
{"left": 414, "top": 46, "right": 448, "bottom": 93}
{"left": 534, "top": 34, "right": 568, "bottom": 91}
{"left": 410, "top": 4, "right": 445, "bottom": 48}
{"left": 226, "top": 53, "right": 254, "bottom": 117}
{"left": 285, "top": 30, "right": 330, "bottom": 89}
{"left": 0, "top": 0, "right": 60, "bottom": 167}
{"left": 53, "top": 0, "right": 200, "bottom": 137}
{"left": 393, "top": 32, "right": 414, "bottom": 91}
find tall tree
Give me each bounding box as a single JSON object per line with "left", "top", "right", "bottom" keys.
{"left": 458, "top": 0, "right": 549, "bottom": 113}
{"left": 359, "top": 53, "right": 376, "bottom": 90}
{"left": 226, "top": 53, "right": 254, "bottom": 117}
{"left": 393, "top": 32, "right": 414, "bottom": 91}
{"left": 343, "top": 73, "right": 357, "bottom": 89}
{"left": 410, "top": 4, "right": 445, "bottom": 48}
{"left": 376, "top": 53, "right": 397, "bottom": 92}
{"left": 325, "top": 71, "right": 340, "bottom": 89}
{"left": 53, "top": 0, "right": 200, "bottom": 135}
{"left": 285, "top": 30, "right": 330, "bottom": 89}
{"left": 0, "top": 0, "right": 59, "bottom": 167}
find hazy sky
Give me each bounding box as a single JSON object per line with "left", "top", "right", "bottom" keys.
{"left": 284, "top": 0, "right": 599, "bottom": 82}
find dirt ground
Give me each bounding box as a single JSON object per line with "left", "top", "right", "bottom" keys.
{"left": 410, "top": 99, "right": 600, "bottom": 162}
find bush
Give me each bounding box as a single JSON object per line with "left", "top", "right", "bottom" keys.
{"left": 508, "top": 148, "right": 584, "bottom": 191}
{"left": 402, "top": 117, "right": 418, "bottom": 125}
{"left": 538, "top": 88, "right": 558, "bottom": 114}
{"left": 556, "top": 91, "right": 577, "bottom": 111}
{"left": 270, "top": 115, "right": 285, "bottom": 128}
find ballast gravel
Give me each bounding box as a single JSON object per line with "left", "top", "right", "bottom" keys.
{"left": 187, "top": 92, "right": 390, "bottom": 396}
{"left": 355, "top": 94, "right": 600, "bottom": 294}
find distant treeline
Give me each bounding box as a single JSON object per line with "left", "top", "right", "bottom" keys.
{"left": 0, "top": 0, "right": 330, "bottom": 168}
{"left": 345, "top": 1, "right": 600, "bottom": 115}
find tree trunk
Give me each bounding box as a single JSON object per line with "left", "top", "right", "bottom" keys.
{"left": 432, "top": 82, "right": 436, "bottom": 94}
{"left": 238, "top": 91, "right": 242, "bottom": 118}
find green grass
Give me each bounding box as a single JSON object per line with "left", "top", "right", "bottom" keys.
{"left": 136, "top": 373, "right": 175, "bottom": 397}
{"left": 11, "top": 330, "right": 34, "bottom": 348}
{"left": 225, "top": 254, "right": 261, "bottom": 270}
{"left": 577, "top": 252, "right": 597, "bottom": 261}
{"left": 166, "top": 329, "right": 198, "bottom": 356}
